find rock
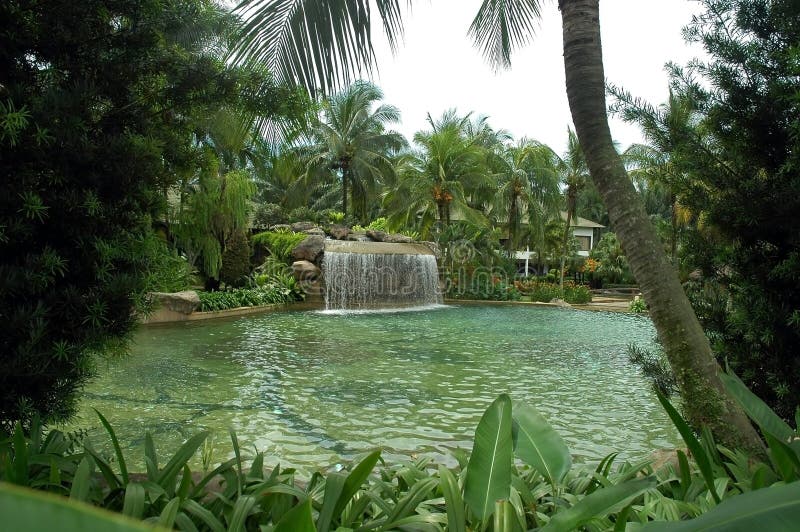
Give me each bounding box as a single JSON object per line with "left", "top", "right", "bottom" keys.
{"left": 366, "top": 229, "right": 387, "bottom": 242}
{"left": 269, "top": 224, "right": 292, "bottom": 232}
{"left": 290, "top": 221, "right": 318, "bottom": 232}
{"left": 549, "top": 298, "right": 572, "bottom": 308}
{"left": 291, "top": 234, "right": 325, "bottom": 263}
{"left": 421, "top": 241, "right": 441, "bottom": 260}
{"left": 291, "top": 260, "right": 321, "bottom": 281}
{"left": 305, "top": 228, "right": 326, "bottom": 237}
{"left": 383, "top": 233, "right": 414, "bottom": 243}
{"left": 347, "top": 231, "right": 368, "bottom": 241}
{"left": 649, "top": 449, "right": 684, "bottom": 472}
{"left": 327, "top": 224, "right": 351, "bottom": 240}
{"left": 148, "top": 291, "right": 200, "bottom": 315}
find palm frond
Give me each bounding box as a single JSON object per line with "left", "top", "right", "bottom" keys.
{"left": 469, "top": 0, "right": 543, "bottom": 70}
{"left": 233, "top": 0, "right": 407, "bottom": 94}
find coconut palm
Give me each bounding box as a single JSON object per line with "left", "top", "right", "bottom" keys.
{"left": 384, "top": 111, "right": 490, "bottom": 238}
{"left": 489, "top": 140, "right": 561, "bottom": 253}
{"left": 303, "top": 80, "right": 406, "bottom": 222}
{"left": 232, "top": 0, "right": 763, "bottom": 453}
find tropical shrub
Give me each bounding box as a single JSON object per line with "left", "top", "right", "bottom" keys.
{"left": 197, "top": 284, "right": 301, "bottom": 312}
{"left": 629, "top": 295, "right": 648, "bottom": 313}
{"left": 287, "top": 206, "right": 320, "bottom": 224}
{"left": 515, "top": 280, "right": 592, "bottom": 304}
{"left": 219, "top": 231, "right": 252, "bottom": 287}
{"left": 447, "top": 276, "right": 522, "bottom": 301}
{"left": 253, "top": 202, "right": 287, "bottom": 229}
{"left": 142, "top": 237, "right": 194, "bottom": 294}
{"left": 252, "top": 231, "right": 308, "bottom": 263}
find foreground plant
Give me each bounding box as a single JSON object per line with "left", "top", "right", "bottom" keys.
{"left": 2, "top": 370, "right": 800, "bottom": 530}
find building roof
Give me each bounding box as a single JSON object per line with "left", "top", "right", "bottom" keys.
{"left": 561, "top": 212, "right": 605, "bottom": 228}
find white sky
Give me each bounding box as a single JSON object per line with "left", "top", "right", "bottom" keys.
{"left": 369, "top": 0, "right": 705, "bottom": 154}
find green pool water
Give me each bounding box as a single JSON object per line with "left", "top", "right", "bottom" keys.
{"left": 69, "top": 304, "right": 680, "bottom": 474}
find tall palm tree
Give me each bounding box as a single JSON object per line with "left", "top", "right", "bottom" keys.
{"left": 489, "top": 140, "right": 561, "bottom": 253}
{"left": 303, "top": 80, "right": 406, "bottom": 221}
{"left": 233, "top": 0, "right": 763, "bottom": 453}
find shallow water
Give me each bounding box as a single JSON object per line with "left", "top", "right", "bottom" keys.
{"left": 69, "top": 304, "right": 680, "bottom": 474}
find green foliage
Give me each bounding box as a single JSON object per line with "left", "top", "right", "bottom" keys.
{"left": 628, "top": 343, "right": 678, "bottom": 397}
{"left": 219, "top": 231, "right": 252, "bottom": 287}
{"left": 447, "top": 276, "right": 522, "bottom": 301}
{"left": 0, "top": 0, "right": 269, "bottom": 430}
{"left": 253, "top": 202, "right": 288, "bottom": 229}
{"left": 327, "top": 211, "right": 345, "bottom": 223}
{"left": 515, "top": 280, "right": 592, "bottom": 304}
{"left": 3, "top": 378, "right": 800, "bottom": 530}
{"left": 252, "top": 231, "right": 308, "bottom": 263}
{"left": 629, "top": 295, "right": 648, "bottom": 313}
{"left": 287, "top": 206, "right": 321, "bottom": 223}
{"left": 141, "top": 237, "right": 194, "bottom": 294}
{"left": 197, "top": 283, "right": 301, "bottom": 312}
{"left": 590, "top": 232, "right": 635, "bottom": 285}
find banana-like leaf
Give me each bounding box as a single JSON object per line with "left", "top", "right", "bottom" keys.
{"left": 719, "top": 372, "right": 794, "bottom": 442}
{"left": 540, "top": 478, "right": 655, "bottom": 531}
{"left": 274, "top": 498, "right": 315, "bottom": 532}
{"left": 464, "top": 394, "right": 513, "bottom": 521}
{"left": 494, "top": 499, "right": 522, "bottom": 532}
{"left": 122, "top": 482, "right": 145, "bottom": 519}
{"left": 0, "top": 482, "right": 154, "bottom": 532}
{"left": 642, "top": 481, "right": 800, "bottom": 530}
{"left": 656, "top": 391, "right": 720, "bottom": 504}
{"left": 439, "top": 465, "right": 466, "bottom": 532}
{"left": 511, "top": 401, "right": 571, "bottom": 485}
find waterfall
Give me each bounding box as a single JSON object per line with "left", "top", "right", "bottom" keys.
{"left": 322, "top": 242, "right": 442, "bottom": 310}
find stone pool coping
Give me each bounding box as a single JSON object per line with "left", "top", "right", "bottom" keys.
{"left": 446, "top": 298, "right": 640, "bottom": 313}
{"left": 141, "top": 301, "right": 322, "bottom": 325}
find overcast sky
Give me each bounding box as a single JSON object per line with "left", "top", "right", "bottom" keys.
{"left": 368, "top": 0, "right": 705, "bottom": 154}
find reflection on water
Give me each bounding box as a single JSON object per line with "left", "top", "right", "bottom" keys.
{"left": 69, "top": 305, "right": 680, "bottom": 474}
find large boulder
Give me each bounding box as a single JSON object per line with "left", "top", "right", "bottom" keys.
{"left": 327, "top": 224, "right": 351, "bottom": 240}
{"left": 305, "top": 227, "right": 326, "bottom": 237}
{"left": 291, "top": 234, "right": 325, "bottom": 264}
{"left": 269, "top": 224, "right": 292, "bottom": 232}
{"left": 148, "top": 291, "right": 200, "bottom": 315}
{"left": 291, "top": 260, "right": 321, "bottom": 281}
{"left": 291, "top": 221, "right": 319, "bottom": 233}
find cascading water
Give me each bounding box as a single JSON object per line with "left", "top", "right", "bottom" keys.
{"left": 322, "top": 241, "right": 442, "bottom": 310}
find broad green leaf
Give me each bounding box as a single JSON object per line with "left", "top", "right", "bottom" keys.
{"left": 656, "top": 391, "right": 720, "bottom": 504}
{"left": 316, "top": 472, "right": 346, "bottom": 532}
{"left": 464, "top": 394, "right": 513, "bottom": 521}
{"left": 0, "top": 482, "right": 154, "bottom": 532}
{"left": 181, "top": 499, "right": 225, "bottom": 532}
{"left": 12, "top": 422, "right": 29, "bottom": 486}
{"left": 156, "top": 497, "right": 181, "bottom": 529}
{"left": 122, "top": 482, "right": 145, "bottom": 519}
{"left": 229, "top": 429, "right": 243, "bottom": 496}
{"left": 95, "top": 409, "right": 129, "bottom": 484}
{"left": 643, "top": 481, "right": 800, "bottom": 530}
{"left": 156, "top": 431, "right": 208, "bottom": 490}
{"left": 439, "top": 465, "right": 466, "bottom": 532}
{"left": 83, "top": 441, "right": 121, "bottom": 490}
{"left": 384, "top": 476, "right": 438, "bottom": 526}
{"left": 764, "top": 432, "right": 800, "bottom": 482}
{"left": 69, "top": 456, "right": 92, "bottom": 502}
{"left": 227, "top": 494, "right": 257, "bottom": 532}
{"left": 494, "top": 499, "right": 521, "bottom": 532}
{"left": 274, "top": 498, "right": 315, "bottom": 532}
{"left": 334, "top": 450, "right": 381, "bottom": 517}
{"left": 541, "top": 478, "right": 655, "bottom": 532}
{"left": 511, "top": 401, "right": 571, "bottom": 484}
{"left": 719, "top": 372, "right": 794, "bottom": 442}
{"left": 145, "top": 433, "right": 158, "bottom": 480}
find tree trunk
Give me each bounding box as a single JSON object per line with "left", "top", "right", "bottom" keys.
{"left": 559, "top": 187, "right": 575, "bottom": 291}
{"left": 670, "top": 192, "right": 678, "bottom": 261}
{"left": 558, "top": 0, "right": 763, "bottom": 454}
{"left": 507, "top": 195, "right": 519, "bottom": 253}
{"left": 341, "top": 160, "right": 350, "bottom": 217}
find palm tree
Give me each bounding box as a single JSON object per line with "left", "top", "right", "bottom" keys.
{"left": 302, "top": 80, "right": 406, "bottom": 222}
{"left": 233, "top": 0, "right": 763, "bottom": 453}
{"left": 488, "top": 140, "right": 561, "bottom": 254}
{"left": 384, "top": 110, "right": 490, "bottom": 237}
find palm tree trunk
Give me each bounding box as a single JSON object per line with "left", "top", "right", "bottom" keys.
{"left": 341, "top": 165, "right": 349, "bottom": 217}
{"left": 507, "top": 195, "right": 519, "bottom": 253}
{"left": 558, "top": 0, "right": 763, "bottom": 454}
{"left": 670, "top": 192, "right": 678, "bottom": 261}
{"left": 559, "top": 188, "right": 575, "bottom": 292}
